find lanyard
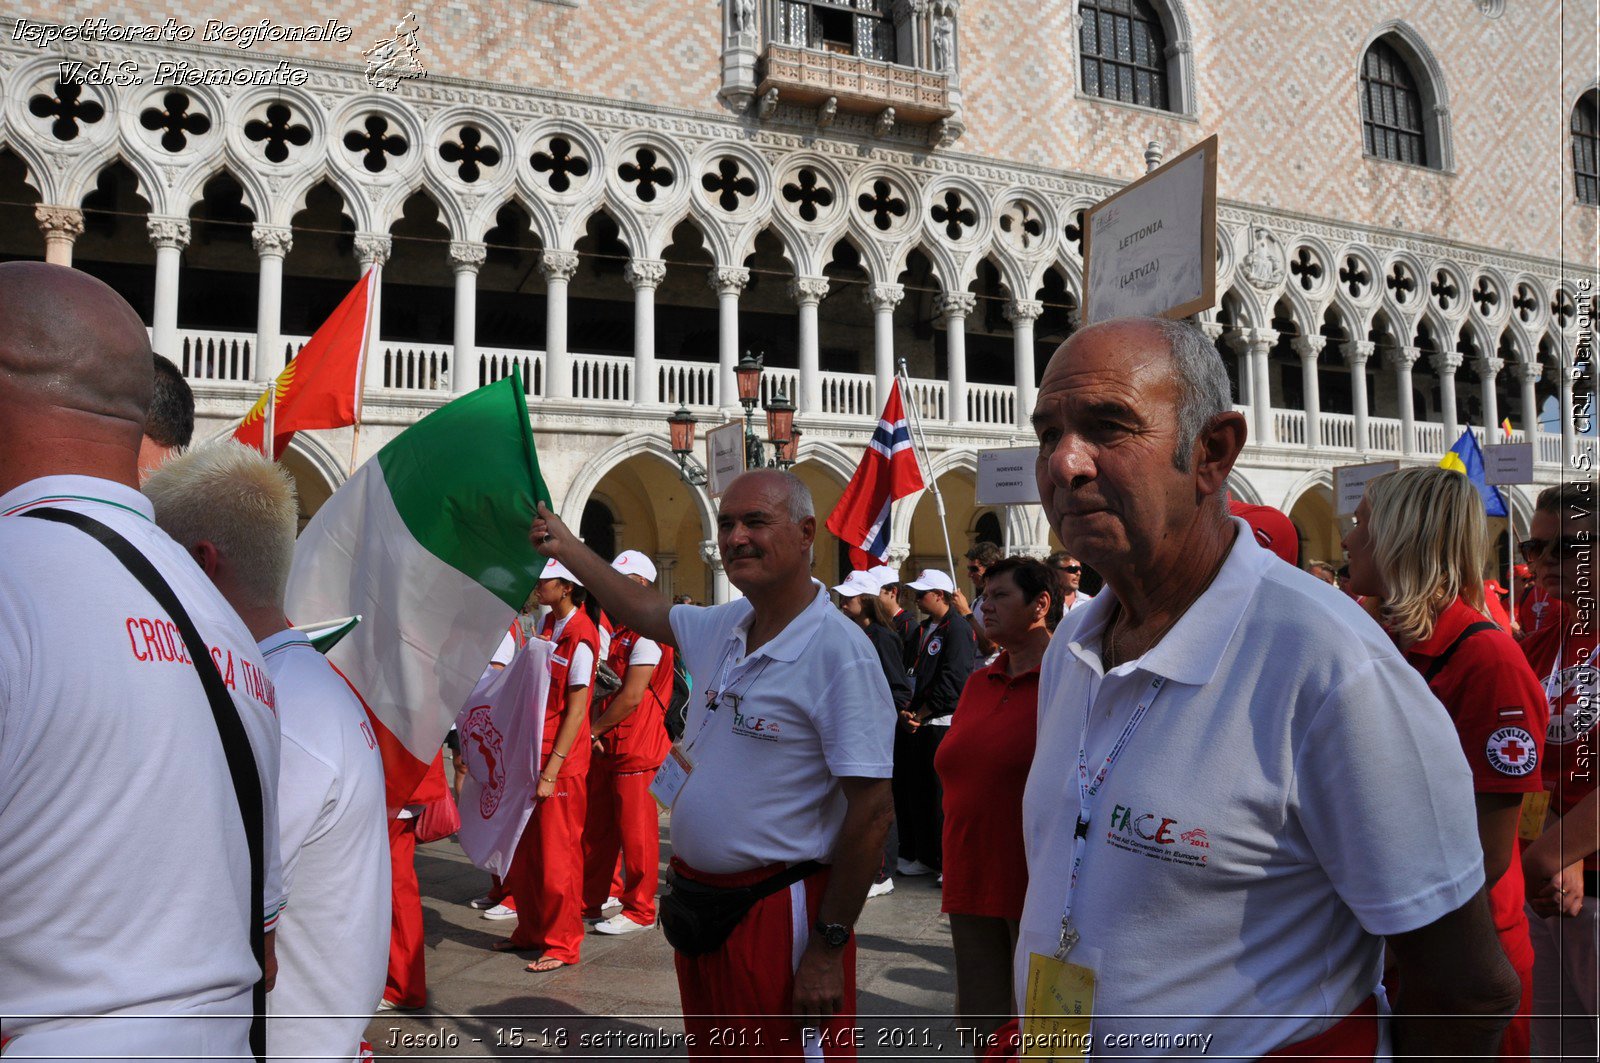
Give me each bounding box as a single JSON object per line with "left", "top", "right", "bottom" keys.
{"left": 1056, "top": 670, "right": 1168, "bottom": 959}
{"left": 681, "top": 641, "right": 773, "bottom": 755}
{"left": 1546, "top": 640, "right": 1600, "bottom": 697}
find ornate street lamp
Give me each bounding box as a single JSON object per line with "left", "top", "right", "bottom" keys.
{"left": 666, "top": 350, "right": 799, "bottom": 484}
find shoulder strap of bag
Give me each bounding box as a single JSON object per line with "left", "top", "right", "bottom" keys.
{"left": 24, "top": 507, "right": 267, "bottom": 1063}
{"left": 1422, "top": 620, "right": 1499, "bottom": 684}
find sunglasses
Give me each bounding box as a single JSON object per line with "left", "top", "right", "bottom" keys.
{"left": 1519, "top": 536, "right": 1592, "bottom": 562}
{"left": 1059, "top": 565, "right": 1082, "bottom": 574}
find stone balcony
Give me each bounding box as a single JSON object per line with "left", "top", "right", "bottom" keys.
{"left": 756, "top": 43, "right": 953, "bottom": 125}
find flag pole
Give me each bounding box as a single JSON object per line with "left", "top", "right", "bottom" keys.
{"left": 897, "top": 358, "right": 959, "bottom": 580}
{"left": 349, "top": 266, "right": 378, "bottom": 476}
{"left": 262, "top": 379, "right": 275, "bottom": 461}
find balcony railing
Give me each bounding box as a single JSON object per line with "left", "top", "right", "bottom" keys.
{"left": 758, "top": 43, "right": 952, "bottom": 124}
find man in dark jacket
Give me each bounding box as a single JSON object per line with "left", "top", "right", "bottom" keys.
{"left": 894, "top": 569, "right": 976, "bottom": 877}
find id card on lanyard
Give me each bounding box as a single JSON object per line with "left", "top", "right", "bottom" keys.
{"left": 651, "top": 645, "right": 771, "bottom": 809}
{"left": 1023, "top": 671, "right": 1167, "bottom": 1059}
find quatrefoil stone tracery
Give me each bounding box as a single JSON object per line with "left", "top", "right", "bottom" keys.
{"left": 702, "top": 158, "right": 757, "bottom": 212}
{"left": 530, "top": 137, "right": 590, "bottom": 193}
{"left": 140, "top": 92, "right": 210, "bottom": 153}
{"left": 857, "top": 180, "right": 908, "bottom": 232}
{"left": 343, "top": 115, "right": 408, "bottom": 173}
{"left": 930, "top": 190, "right": 977, "bottom": 240}
{"left": 29, "top": 81, "right": 105, "bottom": 141}
{"left": 438, "top": 126, "right": 500, "bottom": 183}
{"left": 244, "top": 104, "right": 311, "bottom": 164}
{"left": 781, "top": 169, "right": 835, "bottom": 222}
{"left": 999, "top": 202, "right": 1044, "bottom": 250}
{"left": 618, "top": 147, "right": 674, "bottom": 203}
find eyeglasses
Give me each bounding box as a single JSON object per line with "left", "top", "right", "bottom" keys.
{"left": 1059, "top": 565, "right": 1082, "bottom": 574}
{"left": 1519, "top": 536, "right": 1592, "bottom": 562}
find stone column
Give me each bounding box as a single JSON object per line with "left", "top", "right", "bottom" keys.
{"left": 701, "top": 539, "right": 733, "bottom": 604}
{"left": 866, "top": 283, "right": 904, "bottom": 409}
{"left": 1345, "top": 340, "right": 1375, "bottom": 453}
{"left": 147, "top": 216, "right": 191, "bottom": 361}
{"left": 1430, "top": 351, "right": 1463, "bottom": 441}
{"left": 354, "top": 234, "right": 392, "bottom": 391}
{"left": 1514, "top": 361, "right": 1542, "bottom": 440}
{"left": 940, "top": 292, "right": 976, "bottom": 424}
{"left": 35, "top": 205, "right": 84, "bottom": 267}
{"left": 710, "top": 267, "right": 749, "bottom": 412}
{"left": 251, "top": 225, "right": 293, "bottom": 384}
{"left": 1389, "top": 345, "right": 1421, "bottom": 455}
{"left": 791, "top": 277, "right": 830, "bottom": 413}
{"left": 540, "top": 250, "right": 580, "bottom": 399}
{"left": 1246, "top": 327, "right": 1277, "bottom": 444}
{"left": 656, "top": 554, "right": 678, "bottom": 601}
{"left": 449, "top": 241, "right": 486, "bottom": 395}
{"left": 626, "top": 258, "right": 667, "bottom": 406}
{"left": 1006, "top": 298, "right": 1043, "bottom": 429}
{"left": 1477, "top": 356, "right": 1503, "bottom": 438}
{"left": 1292, "top": 335, "right": 1325, "bottom": 449}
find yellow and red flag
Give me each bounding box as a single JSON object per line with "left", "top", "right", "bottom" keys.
{"left": 235, "top": 269, "right": 374, "bottom": 459}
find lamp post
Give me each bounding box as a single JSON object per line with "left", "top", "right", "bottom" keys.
{"left": 668, "top": 350, "right": 800, "bottom": 486}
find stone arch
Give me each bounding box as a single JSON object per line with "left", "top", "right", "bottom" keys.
{"left": 1224, "top": 469, "right": 1262, "bottom": 506}
{"left": 558, "top": 433, "right": 716, "bottom": 546}
{"left": 1282, "top": 468, "right": 1339, "bottom": 566}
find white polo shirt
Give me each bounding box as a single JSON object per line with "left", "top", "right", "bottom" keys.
{"left": 669, "top": 581, "right": 894, "bottom": 874}
{"left": 1015, "top": 520, "right": 1483, "bottom": 1054}
{"left": 1063, "top": 589, "right": 1095, "bottom": 614}
{"left": 0, "top": 476, "right": 283, "bottom": 1053}
{"left": 260, "top": 629, "right": 390, "bottom": 1062}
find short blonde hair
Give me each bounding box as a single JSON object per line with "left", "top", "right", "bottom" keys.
{"left": 143, "top": 441, "right": 298, "bottom": 609}
{"left": 1364, "top": 466, "right": 1489, "bottom": 644}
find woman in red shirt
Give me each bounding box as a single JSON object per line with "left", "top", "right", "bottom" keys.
{"left": 1344, "top": 466, "right": 1548, "bottom": 1061}
{"left": 934, "top": 557, "right": 1061, "bottom": 1050}
{"left": 496, "top": 559, "right": 599, "bottom": 972}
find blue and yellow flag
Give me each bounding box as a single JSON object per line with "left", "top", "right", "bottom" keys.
{"left": 1439, "top": 428, "right": 1508, "bottom": 517}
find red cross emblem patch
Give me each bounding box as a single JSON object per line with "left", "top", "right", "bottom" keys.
{"left": 1485, "top": 725, "right": 1538, "bottom": 777}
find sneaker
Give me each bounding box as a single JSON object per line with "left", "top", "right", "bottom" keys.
{"left": 594, "top": 913, "right": 651, "bottom": 935}
{"left": 376, "top": 998, "right": 397, "bottom": 1012}
{"left": 467, "top": 893, "right": 496, "bottom": 910}
{"left": 936, "top": 873, "right": 944, "bottom": 886}
{"left": 481, "top": 903, "right": 518, "bottom": 921}
{"left": 896, "top": 858, "right": 935, "bottom": 877}
{"left": 605, "top": 895, "right": 621, "bottom": 909}
{"left": 867, "top": 878, "right": 895, "bottom": 899}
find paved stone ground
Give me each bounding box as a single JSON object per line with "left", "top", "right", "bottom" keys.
{"left": 366, "top": 818, "right": 972, "bottom": 1059}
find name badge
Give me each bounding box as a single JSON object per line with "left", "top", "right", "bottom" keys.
{"left": 1022, "top": 948, "right": 1097, "bottom": 1060}
{"left": 1518, "top": 790, "right": 1552, "bottom": 843}
{"left": 650, "top": 745, "right": 695, "bottom": 810}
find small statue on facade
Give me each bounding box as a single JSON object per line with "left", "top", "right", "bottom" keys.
{"left": 931, "top": 14, "right": 955, "bottom": 71}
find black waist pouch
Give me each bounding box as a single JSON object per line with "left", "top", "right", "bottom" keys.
{"left": 659, "top": 860, "right": 824, "bottom": 956}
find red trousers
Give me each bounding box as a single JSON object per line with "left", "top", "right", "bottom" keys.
{"left": 673, "top": 859, "right": 857, "bottom": 1061}
{"left": 507, "top": 773, "right": 587, "bottom": 963}
{"left": 1498, "top": 922, "right": 1533, "bottom": 1062}
{"left": 385, "top": 816, "right": 427, "bottom": 1008}
{"left": 583, "top": 758, "right": 661, "bottom": 924}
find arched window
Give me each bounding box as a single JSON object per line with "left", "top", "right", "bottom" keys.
{"left": 1574, "top": 90, "right": 1599, "bottom": 206}
{"left": 1078, "top": 0, "right": 1171, "bottom": 111}
{"left": 1361, "top": 38, "right": 1428, "bottom": 166}
{"left": 973, "top": 511, "right": 1003, "bottom": 549}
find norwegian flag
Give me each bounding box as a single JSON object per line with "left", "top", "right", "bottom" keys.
{"left": 826, "top": 379, "right": 926, "bottom": 564}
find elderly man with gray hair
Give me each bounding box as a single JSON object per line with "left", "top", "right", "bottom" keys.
{"left": 1002, "top": 317, "right": 1518, "bottom": 1060}
{"left": 145, "top": 442, "right": 390, "bottom": 1062}
{"left": 530, "top": 468, "right": 894, "bottom": 1061}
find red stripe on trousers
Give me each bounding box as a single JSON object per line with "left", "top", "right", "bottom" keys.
{"left": 507, "top": 773, "right": 587, "bottom": 963}
{"left": 672, "top": 858, "right": 858, "bottom": 1061}
{"left": 385, "top": 816, "right": 427, "bottom": 1008}
{"left": 583, "top": 759, "right": 660, "bottom": 923}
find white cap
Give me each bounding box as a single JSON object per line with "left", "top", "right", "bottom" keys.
{"left": 905, "top": 568, "right": 955, "bottom": 594}
{"left": 867, "top": 564, "right": 900, "bottom": 589}
{"left": 539, "top": 558, "right": 583, "bottom": 586}
{"left": 832, "top": 571, "right": 881, "bottom": 598}
{"left": 611, "top": 549, "right": 657, "bottom": 583}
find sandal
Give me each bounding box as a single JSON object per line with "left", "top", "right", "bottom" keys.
{"left": 525, "top": 956, "right": 568, "bottom": 973}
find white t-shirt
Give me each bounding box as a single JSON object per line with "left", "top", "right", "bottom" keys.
{"left": 260, "top": 629, "right": 390, "bottom": 1062}
{"left": 549, "top": 611, "right": 595, "bottom": 687}
{"left": 628, "top": 635, "right": 663, "bottom": 669}
{"left": 0, "top": 476, "right": 283, "bottom": 1053}
{"left": 491, "top": 631, "right": 516, "bottom": 668}
{"left": 1015, "top": 520, "right": 1483, "bottom": 1054}
{"left": 668, "top": 581, "right": 894, "bottom": 874}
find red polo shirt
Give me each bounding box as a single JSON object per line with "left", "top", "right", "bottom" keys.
{"left": 1521, "top": 606, "right": 1599, "bottom": 866}
{"left": 1403, "top": 598, "right": 1549, "bottom": 938}
{"left": 935, "top": 653, "right": 1038, "bottom": 921}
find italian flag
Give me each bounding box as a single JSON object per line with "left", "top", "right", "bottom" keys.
{"left": 285, "top": 374, "right": 550, "bottom": 810}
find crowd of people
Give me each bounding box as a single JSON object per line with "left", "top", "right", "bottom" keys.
{"left": 1, "top": 260, "right": 1595, "bottom": 1063}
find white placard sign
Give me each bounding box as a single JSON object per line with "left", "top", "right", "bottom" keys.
{"left": 1333, "top": 460, "right": 1400, "bottom": 517}
{"left": 1484, "top": 443, "right": 1534, "bottom": 486}
{"left": 705, "top": 421, "right": 745, "bottom": 498}
{"left": 977, "top": 446, "right": 1041, "bottom": 506}
{"left": 1083, "top": 134, "right": 1218, "bottom": 324}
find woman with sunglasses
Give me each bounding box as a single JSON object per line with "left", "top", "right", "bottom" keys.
{"left": 1517, "top": 479, "right": 1599, "bottom": 1061}
{"left": 1343, "top": 466, "right": 1549, "bottom": 1060}
{"left": 933, "top": 557, "right": 1061, "bottom": 1050}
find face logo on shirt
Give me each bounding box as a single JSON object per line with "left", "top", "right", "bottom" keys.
{"left": 1544, "top": 665, "right": 1597, "bottom": 747}
{"left": 461, "top": 704, "right": 507, "bottom": 817}
{"left": 731, "top": 707, "right": 781, "bottom": 742}
{"left": 1486, "top": 726, "right": 1539, "bottom": 776}
{"left": 1105, "top": 803, "right": 1210, "bottom": 867}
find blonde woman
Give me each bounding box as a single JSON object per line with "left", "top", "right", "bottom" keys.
{"left": 1342, "top": 466, "right": 1548, "bottom": 1060}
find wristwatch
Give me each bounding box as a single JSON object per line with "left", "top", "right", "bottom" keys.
{"left": 813, "top": 919, "right": 851, "bottom": 949}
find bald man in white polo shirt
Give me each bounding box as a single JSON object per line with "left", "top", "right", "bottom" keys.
{"left": 0, "top": 263, "right": 283, "bottom": 1058}
{"left": 531, "top": 470, "right": 894, "bottom": 1060}
{"left": 145, "top": 442, "right": 390, "bottom": 1062}
{"left": 1013, "top": 317, "right": 1518, "bottom": 1059}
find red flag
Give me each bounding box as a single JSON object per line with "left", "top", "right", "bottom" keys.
{"left": 235, "top": 270, "right": 374, "bottom": 459}
{"left": 826, "top": 380, "right": 925, "bottom": 563}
